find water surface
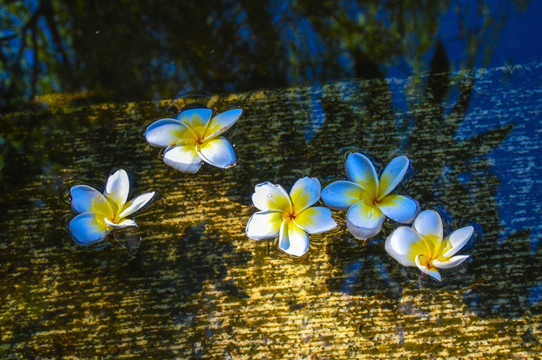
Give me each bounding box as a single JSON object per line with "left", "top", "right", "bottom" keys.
{"left": 1, "top": 1, "right": 541, "bottom": 358}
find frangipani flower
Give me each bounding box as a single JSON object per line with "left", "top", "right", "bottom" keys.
{"left": 246, "top": 177, "right": 337, "bottom": 257}
{"left": 144, "top": 108, "right": 242, "bottom": 173}
{"left": 322, "top": 153, "right": 419, "bottom": 240}
{"left": 385, "top": 210, "right": 473, "bottom": 282}
{"left": 69, "top": 169, "right": 155, "bottom": 246}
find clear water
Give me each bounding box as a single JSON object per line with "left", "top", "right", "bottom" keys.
{"left": 1, "top": 1, "right": 541, "bottom": 358}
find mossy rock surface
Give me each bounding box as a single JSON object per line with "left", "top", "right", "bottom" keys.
{"left": 0, "top": 64, "right": 541, "bottom": 358}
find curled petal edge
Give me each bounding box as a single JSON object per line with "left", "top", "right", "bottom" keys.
{"left": 415, "top": 255, "right": 442, "bottom": 282}
{"left": 104, "top": 218, "right": 138, "bottom": 229}
{"left": 433, "top": 255, "right": 470, "bottom": 269}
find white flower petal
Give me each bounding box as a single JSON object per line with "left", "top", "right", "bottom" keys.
{"left": 278, "top": 221, "right": 310, "bottom": 257}
{"left": 442, "top": 226, "right": 474, "bottom": 258}
{"left": 385, "top": 226, "right": 421, "bottom": 267}
{"left": 345, "top": 200, "right": 385, "bottom": 240}
{"left": 245, "top": 210, "right": 283, "bottom": 240}
{"left": 415, "top": 255, "right": 441, "bottom": 282}
{"left": 69, "top": 212, "right": 110, "bottom": 246}
{"left": 377, "top": 194, "right": 420, "bottom": 224}
{"left": 413, "top": 210, "right": 443, "bottom": 239}
{"left": 197, "top": 136, "right": 236, "bottom": 169}
{"left": 203, "top": 108, "right": 242, "bottom": 140}
{"left": 252, "top": 182, "right": 292, "bottom": 212}
{"left": 71, "top": 185, "right": 113, "bottom": 218}
{"left": 119, "top": 192, "right": 156, "bottom": 218}
{"left": 163, "top": 145, "right": 203, "bottom": 173}
{"left": 321, "top": 180, "right": 363, "bottom": 210}
{"left": 378, "top": 155, "right": 409, "bottom": 197}
{"left": 433, "top": 255, "right": 470, "bottom": 269}
{"left": 144, "top": 119, "right": 187, "bottom": 147}
{"left": 290, "top": 177, "right": 321, "bottom": 214}
{"left": 345, "top": 153, "right": 379, "bottom": 196}
{"left": 177, "top": 108, "right": 213, "bottom": 131}
{"left": 104, "top": 169, "right": 130, "bottom": 208}
{"left": 104, "top": 218, "right": 138, "bottom": 229}
{"left": 294, "top": 207, "right": 337, "bottom": 234}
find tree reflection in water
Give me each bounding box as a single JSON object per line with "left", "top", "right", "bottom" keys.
{"left": 0, "top": 0, "right": 530, "bottom": 109}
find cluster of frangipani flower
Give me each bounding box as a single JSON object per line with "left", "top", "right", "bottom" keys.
{"left": 245, "top": 152, "right": 474, "bottom": 282}
{"left": 69, "top": 108, "right": 242, "bottom": 246}
{"left": 69, "top": 106, "right": 473, "bottom": 282}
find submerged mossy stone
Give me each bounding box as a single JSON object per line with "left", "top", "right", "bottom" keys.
{"left": 0, "top": 64, "right": 541, "bottom": 358}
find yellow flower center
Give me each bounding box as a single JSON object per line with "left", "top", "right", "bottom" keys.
{"left": 417, "top": 254, "right": 436, "bottom": 270}
{"left": 91, "top": 194, "right": 127, "bottom": 226}
{"left": 173, "top": 123, "right": 209, "bottom": 148}
{"left": 191, "top": 125, "right": 208, "bottom": 142}
{"left": 282, "top": 207, "right": 297, "bottom": 223}
{"left": 91, "top": 196, "right": 116, "bottom": 223}
{"left": 408, "top": 234, "right": 445, "bottom": 267}
{"left": 359, "top": 190, "right": 381, "bottom": 207}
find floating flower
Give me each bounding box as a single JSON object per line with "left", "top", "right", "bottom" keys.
{"left": 246, "top": 177, "right": 337, "bottom": 257}
{"left": 322, "top": 153, "right": 419, "bottom": 240}
{"left": 69, "top": 169, "right": 155, "bottom": 246}
{"left": 144, "top": 108, "right": 242, "bottom": 173}
{"left": 385, "top": 210, "right": 473, "bottom": 282}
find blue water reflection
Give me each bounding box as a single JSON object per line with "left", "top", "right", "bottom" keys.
{"left": 456, "top": 64, "right": 542, "bottom": 252}
{"left": 529, "top": 282, "right": 542, "bottom": 306}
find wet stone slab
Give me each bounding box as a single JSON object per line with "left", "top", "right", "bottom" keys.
{"left": 0, "top": 64, "right": 541, "bottom": 358}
